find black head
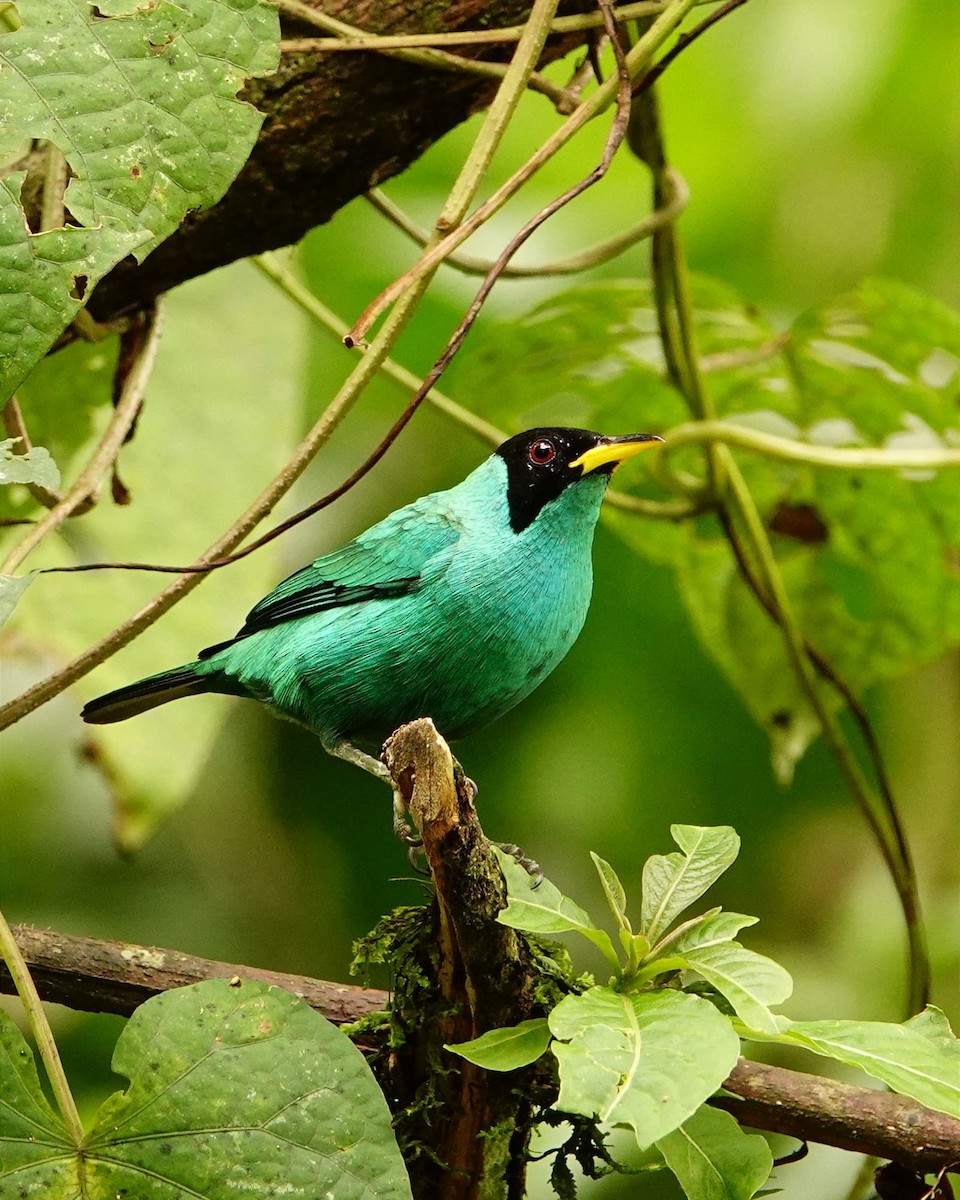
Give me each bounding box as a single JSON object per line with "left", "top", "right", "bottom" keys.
{"left": 496, "top": 427, "right": 662, "bottom": 533}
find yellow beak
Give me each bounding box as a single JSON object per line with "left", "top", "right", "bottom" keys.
{"left": 569, "top": 433, "right": 664, "bottom": 475}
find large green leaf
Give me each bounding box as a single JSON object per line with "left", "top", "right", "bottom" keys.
{"left": 5, "top": 263, "right": 306, "bottom": 850}
{"left": 0, "top": 978, "right": 413, "bottom": 1198}
{"left": 456, "top": 277, "right": 960, "bottom": 778}
{"left": 656, "top": 1104, "right": 773, "bottom": 1200}
{"left": 0, "top": 0, "right": 279, "bottom": 398}
{"left": 548, "top": 985, "right": 740, "bottom": 1150}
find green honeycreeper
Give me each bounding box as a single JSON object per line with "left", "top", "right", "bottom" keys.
{"left": 83, "top": 428, "right": 661, "bottom": 812}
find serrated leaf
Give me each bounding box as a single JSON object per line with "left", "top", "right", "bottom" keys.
{"left": 0, "top": 0, "right": 279, "bottom": 397}
{"left": 457, "top": 277, "right": 960, "bottom": 779}
{"left": 0, "top": 571, "right": 36, "bottom": 627}
{"left": 0, "top": 978, "right": 413, "bottom": 1198}
{"left": 446, "top": 1018, "right": 551, "bottom": 1071}
{"left": 591, "top": 851, "right": 630, "bottom": 931}
{"left": 549, "top": 985, "right": 740, "bottom": 1150}
{"left": 657, "top": 1104, "right": 773, "bottom": 1200}
{"left": 675, "top": 943, "right": 793, "bottom": 1035}
{"left": 0, "top": 437, "right": 60, "bottom": 490}
{"left": 494, "top": 848, "right": 619, "bottom": 968}
{"left": 774, "top": 1015, "right": 960, "bottom": 1118}
{"left": 640, "top": 826, "right": 740, "bottom": 945}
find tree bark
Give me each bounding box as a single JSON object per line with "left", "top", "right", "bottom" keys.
{"left": 379, "top": 717, "right": 543, "bottom": 1200}
{"left": 84, "top": 0, "right": 595, "bottom": 327}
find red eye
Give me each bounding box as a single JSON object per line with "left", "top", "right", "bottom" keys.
{"left": 528, "top": 438, "right": 556, "bottom": 465}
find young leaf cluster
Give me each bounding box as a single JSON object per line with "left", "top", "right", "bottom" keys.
{"left": 448, "top": 826, "right": 960, "bottom": 1200}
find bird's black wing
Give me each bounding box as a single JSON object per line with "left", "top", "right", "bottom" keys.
{"left": 198, "top": 501, "right": 462, "bottom": 660}
{"left": 197, "top": 572, "right": 420, "bottom": 659}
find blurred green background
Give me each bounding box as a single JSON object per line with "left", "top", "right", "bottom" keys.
{"left": 1, "top": 1, "right": 958, "bottom": 1196}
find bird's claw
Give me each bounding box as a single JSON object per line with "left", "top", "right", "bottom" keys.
{"left": 494, "top": 841, "right": 544, "bottom": 887}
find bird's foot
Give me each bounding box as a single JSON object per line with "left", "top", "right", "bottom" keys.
{"left": 493, "top": 841, "right": 543, "bottom": 887}
{"left": 391, "top": 787, "right": 421, "bottom": 845}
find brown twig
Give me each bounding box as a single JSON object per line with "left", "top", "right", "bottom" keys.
{"left": 716, "top": 505, "right": 918, "bottom": 878}
{"left": 1, "top": 396, "right": 63, "bottom": 509}
{"left": 632, "top": 0, "right": 752, "bottom": 94}
{"left": 0, "top": 305, "right": 163, "bottom": 576}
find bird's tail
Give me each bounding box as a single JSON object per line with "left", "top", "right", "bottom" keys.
{"left": 81, "top": 664, "right": 215, "bottom": 724}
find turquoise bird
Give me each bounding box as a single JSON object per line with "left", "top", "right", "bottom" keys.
{"left": 83, "top": 428, "right": 660, "bottom": 833}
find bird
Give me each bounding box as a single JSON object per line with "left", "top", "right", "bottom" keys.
{"left": 82, "top": 427, "right": 661, "bottom": 837}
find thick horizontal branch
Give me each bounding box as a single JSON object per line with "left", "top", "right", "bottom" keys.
{"left": 3, "top": 923, "right": 958, "bottom": 1175}
{"left": 0, "top": 923, "right": 387, "bottom": 1025}
{"left": 716, "top": 1061, "right": 960, "bottom": 1176}
{"left": 84, "top": 0, "right": 597, "bottom": 328}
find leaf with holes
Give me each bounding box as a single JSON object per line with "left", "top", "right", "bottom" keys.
{"left": 0, "top": 0, "right": 279, "bottom": 399}
{"left": 0, "top": 436, "right": 59, "bottom": 490}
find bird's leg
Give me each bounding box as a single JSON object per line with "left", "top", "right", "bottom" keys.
{"left": 323, "top": 736, "right": 422, "bottom": 848}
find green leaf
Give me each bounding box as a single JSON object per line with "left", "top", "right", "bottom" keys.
{"left": 0, "top": 978, "right": 413, "bottom": 1198}
{"left": 0, "top": 437, "right": 60, "bottom": 490}
{"left": 0, "top": 572, "right": 36, "bottom": 627}
{"left": 591, "top": 851, "right": 631, "bottom": 931}
{"left": 494, "top": 848, "right": 620, "bottom": 968}
{"left": 0, "top": 0, "right": 280, "bottom": 398}
{"left": 457, "top": 277, "right": 960, "bottom": 779}
{"left": 640, "top": 826, "right": 740, "bottom": 945}
{"left": 674, "top": 943, "right": 793, "bottom": 1036}
{"left": 670, "top": 911, "right": 759, "bottom": 953}
{"left": 445, "top": 1018, "right": 551, "bottom": 1071}
{"left": 0, "top": 1009, "right": 74, "bottom": 1191}
{"left": 905, "top": 1005, "right": 957, "bottom": 1051}
{"left": 548, "top": 985, "right": 740, "bottom": 1150}
{"left": 657, "top": 1105, "right": 773, "bottom": 1200}
{"left": 774, "top": 1015, "right": 960, "bottom": 1118}
{"left": 1, "top": 337, "right": 119, "bottom": 523}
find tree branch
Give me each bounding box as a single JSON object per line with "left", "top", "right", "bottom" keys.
{"left": 381, "top": 718, "right": 541, "bottom": 1199}
{"left": 80, "top": 0, "right": 599, "bottom": 330}
{"left": 3, "top": 925, "right": 958, "bottom": 1175}
{"left": 716, "top": 1061, "right": 960, "bottom": 1178}
{"left": 0, "top": 922, "right": 387, "bottom": 1025}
